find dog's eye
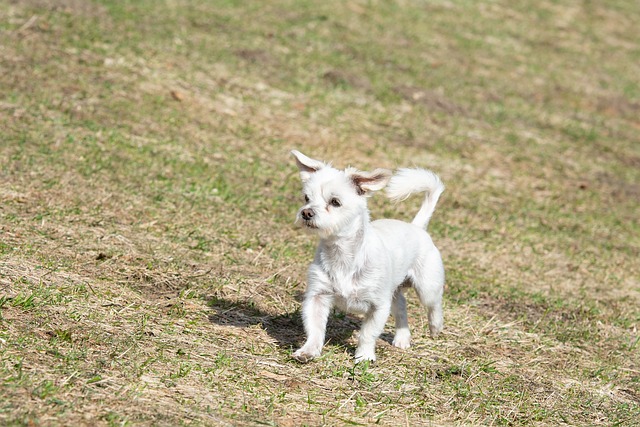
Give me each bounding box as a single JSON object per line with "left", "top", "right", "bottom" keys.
{"left": 304, "top": 195, "right": 310, "bottom": 203}
{"left": 329, "top": 197, "right": 341, "bottom": 208}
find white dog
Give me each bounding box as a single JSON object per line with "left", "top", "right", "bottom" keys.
{"left": 291, "top": 150, "right": 445, "bottom": 363}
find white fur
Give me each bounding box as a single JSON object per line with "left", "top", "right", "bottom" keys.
{"left": 386, "top": 168, "right": 445, "bottom": 229}
{"left": 291, "top": 151, "right": 445, "bottom": 363}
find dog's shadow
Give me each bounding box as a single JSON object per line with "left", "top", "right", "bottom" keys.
{"left": 207, "top": 296, "right": 374, "bottom": 354}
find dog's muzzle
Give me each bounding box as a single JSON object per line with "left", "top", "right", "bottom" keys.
{"left": 300, "top": 208, "right": 318, "bottom": 229}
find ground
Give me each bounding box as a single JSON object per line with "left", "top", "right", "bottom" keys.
{"left": 0, "top": 0, "right": 639, "bottom": 426}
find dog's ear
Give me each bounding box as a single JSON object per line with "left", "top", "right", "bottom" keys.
{"left": 291, "top": 150, "right": 325, "bottom": 182}
{"left": 347, "top": 168, "right": 392, "bottom": 196}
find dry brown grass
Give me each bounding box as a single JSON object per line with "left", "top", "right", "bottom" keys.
{"left": 1, "top": 0, "right": 639, "bottom": 426}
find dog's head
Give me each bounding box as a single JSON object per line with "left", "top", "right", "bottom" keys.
{"left": 291, "top": 150, "right": 391, "bottom": 238}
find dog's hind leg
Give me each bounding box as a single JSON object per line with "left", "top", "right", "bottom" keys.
{"left": 411, "top": 251, "right": 445, "bottom": 337}
{"left": 391, "top": 288, "right": 411, "bottom": 349}
{"left": 426, "top": 299, "right": 443, "bottom": 337}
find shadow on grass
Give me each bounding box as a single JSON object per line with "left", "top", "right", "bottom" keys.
{"left": 207, "top": 296, "right": 363, "bottom": 354}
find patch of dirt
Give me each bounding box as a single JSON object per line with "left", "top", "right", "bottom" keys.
{"left": 235, "top": 49, "right": 276, "bottom": 65}
{"left": 322, "top": 69, "right": 372, "bottom": 91}
{"left": 11, "top": 0, "right": 109, "bottom": 19}
{"left": 597, "top": 95, "right": 640, "bottom": 120}
{"left": 593, "top": 171, "right": 640, "bottom": 203}
{"left": 394, "top": 85, "right": 467, "bottom": 115}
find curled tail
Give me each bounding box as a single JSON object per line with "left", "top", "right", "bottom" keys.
{"left": 386, "top": 168, "right": 445, "bottom": 229}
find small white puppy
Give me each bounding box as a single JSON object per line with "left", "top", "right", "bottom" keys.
{"left": 291, "top": 150, "right": 445, "bottom": 363}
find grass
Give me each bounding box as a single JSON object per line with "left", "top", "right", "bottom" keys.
{"left": 1, "top": 0, "right": 639, "bottom": 425}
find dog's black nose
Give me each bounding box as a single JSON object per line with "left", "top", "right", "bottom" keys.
{"left": 301, "top": 208, "right": 315, "bottom": 221}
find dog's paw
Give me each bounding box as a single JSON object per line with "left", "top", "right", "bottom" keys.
{"left": 392, "top": 331, "right": 411, "bottom": 349}
{"left": 292, "top": 349, "right": 317, "bottom": 363}
{"left": 354, "top": 349, "right": 376, "bottom": 364}
{"left": 429, "top": 323, "right": 443, "bottom": 337}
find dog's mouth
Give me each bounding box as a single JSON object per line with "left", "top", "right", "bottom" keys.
{"left": 303, "top": 220, "right": 318, "bottom": 230}
{"left": 297, "top": 216, "right": 319, "bottom": 230}
{"left": 296, "top": 212, "right": 320, "bottom": 231}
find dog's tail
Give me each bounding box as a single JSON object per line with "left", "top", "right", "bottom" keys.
{"left": 386, "top": 168, "right": 444, "bottom": 229}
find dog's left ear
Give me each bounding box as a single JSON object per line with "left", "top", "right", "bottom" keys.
{"left": 291, "top": 150, "right": 326, "bottom": 182}
{"left": 347, "top": 168, "right": 392, "bottom": 196}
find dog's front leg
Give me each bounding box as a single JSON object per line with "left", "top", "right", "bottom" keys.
{"left": 354, "top": 303, "right": 391, "bottom": 363}
{"left": 293, "top": 293, "right": 333, "bottom": 363}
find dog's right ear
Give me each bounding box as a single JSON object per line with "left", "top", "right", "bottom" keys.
{"left": 291, "top": 150, "right": 325, "bottom": 182}
{"left": 347, "top": 168, "right": 392, "bottom": 196}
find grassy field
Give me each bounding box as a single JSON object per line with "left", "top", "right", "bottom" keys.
{"left": 1, "top": 0, "right": 639, "bottom": 425}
